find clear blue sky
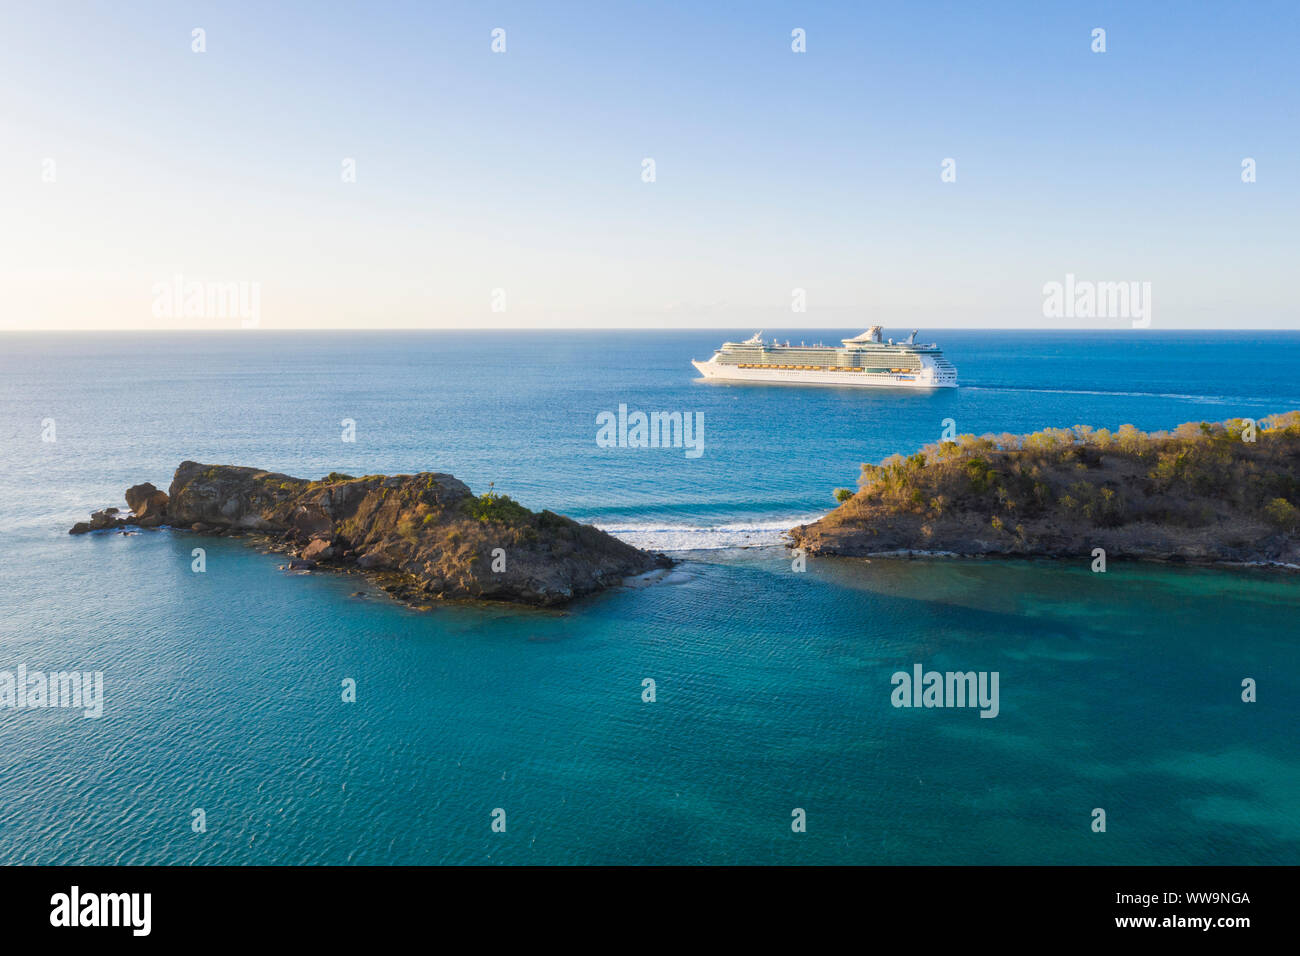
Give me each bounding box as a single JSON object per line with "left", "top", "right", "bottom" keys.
{"left": 1, "top": 0, "right": 1296, "bottom": 329}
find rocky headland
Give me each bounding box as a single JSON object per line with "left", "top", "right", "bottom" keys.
{"left": 71, "top": 461, "right": 671, "bottom": 606}
{"left": 790, "top": 412, "right": 1300, "bottom": 568}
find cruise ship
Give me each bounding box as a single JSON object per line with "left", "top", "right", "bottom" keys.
{"left": 691, "top": 327, "right": 958, "bottom": 389}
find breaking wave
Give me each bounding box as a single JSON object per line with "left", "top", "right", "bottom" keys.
{"left": 599, "top": 516, "right": 823, "bottom": 552}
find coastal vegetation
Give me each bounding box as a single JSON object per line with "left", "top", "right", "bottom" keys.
{"left": 792, "top": 412, "right": 1300, "bottom": 565}
{"left": 462, "top": 482, "right": 532, "bottom": 524}
{"left": 70, "top": 462, "right": 670, "bottom": 606}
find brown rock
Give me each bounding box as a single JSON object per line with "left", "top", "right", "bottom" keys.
{"left": 125, "top": 482, "right": 169, "bottom": 517}
{"left": 89, "top": 509, "right": 123, "bottom": 530}
{"left": 74, "top": 460, "right": 671, "bottom": 606}
{"left": 301, "top": 537, "right": 335, "bottom": 561}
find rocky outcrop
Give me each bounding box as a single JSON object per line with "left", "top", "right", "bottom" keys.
{"left": 69, "top": 483, "right": 170, "bottom": 533}
{"left": 126, "top": 482, "right": 169, "bottom": 519}
{"left": 72, "top": 461, "right": 671, "bottom": 606}
{"left": 791, "top": 412, "right": 1300, "bottom": 568}
{"left": 69, "top": 508, "right": 127, "bottom": 535}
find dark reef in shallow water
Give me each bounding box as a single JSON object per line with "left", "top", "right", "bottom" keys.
{"left": 71, "top": 461, "right": 671, "bottom": 607}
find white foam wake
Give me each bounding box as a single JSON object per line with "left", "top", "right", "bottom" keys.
{"left": 963, "top": 385, "right": 1298, "bottom": 405}
{"left": 598, "top": 516, "right": 824, "bottom": 552}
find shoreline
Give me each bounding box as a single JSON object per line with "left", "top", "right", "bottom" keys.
{"left": 790, "top": 412, "right": 1300, "bottom": 571}
{"left": 69, "top": 462, "right": 672, "bottom": 608}
{"left": 790, "top": 545, "right": 1300, "bottom": 574}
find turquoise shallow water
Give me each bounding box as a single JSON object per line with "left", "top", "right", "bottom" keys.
{"left": 1, "top": 330, "right": 1297, "bottom": 864}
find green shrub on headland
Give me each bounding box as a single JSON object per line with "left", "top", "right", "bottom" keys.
{"left": 463, "top": 488, "right": 531, "bottom": 524}
{"left": 839, "top": 412, "right": 1300, "bottom": 532}
{"left": 797, "top": 412, "right": 1300, "bottom": 561}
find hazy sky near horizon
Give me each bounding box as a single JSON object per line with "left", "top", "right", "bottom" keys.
{"left": 2, "top": 1, "right": 1297, "bottom": 331}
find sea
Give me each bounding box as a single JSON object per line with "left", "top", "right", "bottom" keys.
{"left": 0, "top": 329, "right": 1297, "bottom": 864}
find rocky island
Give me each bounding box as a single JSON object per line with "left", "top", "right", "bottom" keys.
{"left": 791, "top": 412, "right": 1300, "bottom": 568}
{"left": 71, "top": 461, "right": 671, "bottom": 606}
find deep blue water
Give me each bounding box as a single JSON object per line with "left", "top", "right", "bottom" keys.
{"left": 0, "top": 330, "right": 1297, "bottom": 864}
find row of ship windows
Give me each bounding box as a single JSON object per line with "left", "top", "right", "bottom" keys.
{"left": 724, "top": 353, "right": 921, "bottom": 362}
{"left": 730, "top": 363, "right": 921, "bottom": 372}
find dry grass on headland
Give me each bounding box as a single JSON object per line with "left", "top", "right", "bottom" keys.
{"left": 791, "top": 412, "right": 1300, "bottom": 567}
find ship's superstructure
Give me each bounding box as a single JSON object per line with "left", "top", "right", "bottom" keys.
{"left": 691, "top": 327, "right": 958, "bottom": 388}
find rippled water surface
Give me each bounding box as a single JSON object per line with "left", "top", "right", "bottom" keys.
{"left": 1, "top": 330, "right": 1297, "bottom": 863}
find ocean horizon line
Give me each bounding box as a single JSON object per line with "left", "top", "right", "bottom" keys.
{"left": 5, "top": 325, "right": 1300, "bottom": 335}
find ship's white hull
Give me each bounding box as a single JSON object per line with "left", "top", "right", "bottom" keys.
{"left": 692, "top": 358, "right": 956, "bottom": 389}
